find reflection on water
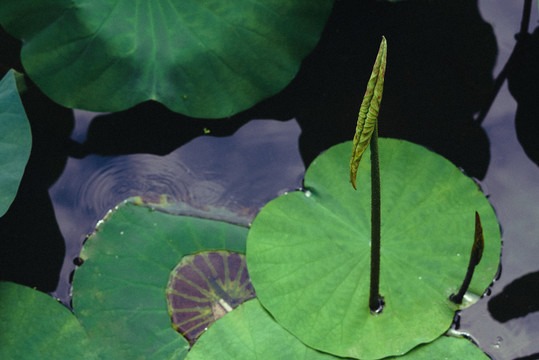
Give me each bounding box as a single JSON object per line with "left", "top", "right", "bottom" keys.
{"left": 49, "top": 117, "right": 304, "bottom": 304}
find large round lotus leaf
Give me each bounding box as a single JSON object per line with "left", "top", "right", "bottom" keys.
{"left": 247, "top": 138, "right": 501, "bottom": 359}
{"left": 0, "top": 0, "right": 332, "bottom": 118}
{"left": 186, "top": 299, "right": 337, "bottom": 360}
{"left": 185, "top": 298, "right": 489, "bottom": 360}
{"left": 72, "top": 197, "right": 249, "bottom": 360}
{"left": 166, "top": 250, "right": 256, "bottom": 344}
{"left": 0, "top": 281, "right": 97, "bottom": 360}
{"left": 0, "top": 70, "right": 31, "bottom": 217}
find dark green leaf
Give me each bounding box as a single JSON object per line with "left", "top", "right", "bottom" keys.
{"left": 0, "top": 1, "right": 332, "bottom": 117}
{"left": 0, "top": 70, "right": 31, "bottom": 217}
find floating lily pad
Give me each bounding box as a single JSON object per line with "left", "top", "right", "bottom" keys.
{"left": 0, "top": 70, "right": 31, "bottom": 217}
{"left": 247, "top": 139, "right": 501, "bottom": 359}
{"left": 166, "top": 250, "right": 256, "bottom": 344}
{"left": 73, "top": 197, "right": 249, "bottom": 359}
{"left": 186, "top": 298, "right": 490, "bottom": 360}
{"left": 0, "top": 1, "right": 332, "bottom": 117}
{"left": 0, "top": 281, "right": 97, "bottom": 360}
{"left": 186, "top": 299, "right": 337, "bottom": 360}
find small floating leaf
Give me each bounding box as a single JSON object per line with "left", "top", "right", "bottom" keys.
{"left": 166, "top": 250, "right": 255, "bottom": 344}
{"left": 350, "top": 36, "right": 387, "bottom": 189}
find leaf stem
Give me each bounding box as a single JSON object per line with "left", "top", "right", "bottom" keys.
{"left": 369, "top": 122, "right": 383, "bottom": 313}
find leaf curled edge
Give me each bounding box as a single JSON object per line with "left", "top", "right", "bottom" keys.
{"left": 350, "top": 36, "right": 387, "bottom": 189}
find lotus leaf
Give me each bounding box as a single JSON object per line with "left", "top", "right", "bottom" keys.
{"left": 0, "top": 70, "right": 31, "bottom": 217}
{"left": 73, "top": 197, "right": 249, "bottom": 359}
{"left": 0, "top": 281, "right": 97, "bottom": 360}
{"left": 186, "top": 298, "right": 490, "bottom": 359}
{"left": 0, "top": 0, "right": 332, "bottom": 118}
{"left": 186, "top": 299, "right": 337, "bottom": 360}
{"left": 166, "top": 250, "right": 255, "bottom": 344}
{"left": 247, "top": 139, "right": 501, "bottom": 359}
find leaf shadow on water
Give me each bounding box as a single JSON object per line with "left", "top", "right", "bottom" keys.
{"left": 0, "top": 78, "right": 74, "bottom": 292}
{"left": 71, "top": 0, "right": 496, "bottom": 180}
{"left": 488, "top": 271, "right": 539, "bottom": 323}
{"left": 507, "top": 26, "right": 539, "bottom": 167}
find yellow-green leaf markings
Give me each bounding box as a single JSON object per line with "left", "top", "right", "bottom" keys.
{"left": 350, "top": 36, "right": 387, "bottom": 189}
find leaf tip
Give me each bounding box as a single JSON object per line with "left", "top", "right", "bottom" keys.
{"left": 350, "top": 170, "right": 358, "bottom": 190}
{"left": 472, "top": 211, "right": 484, "bottom": 266}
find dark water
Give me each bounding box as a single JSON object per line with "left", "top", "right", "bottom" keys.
{"left": 49, "top": 114, "right": 304, "bottom": 301}
{"left": 1, "top": 1, "right": 538, "bottom": 359}
{"left": 455, "top": 2, "right": 539, "bottom": 359}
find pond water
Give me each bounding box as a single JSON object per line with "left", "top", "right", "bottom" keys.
{"left": 1, "top": 1, "right": 538, "bottom": 359}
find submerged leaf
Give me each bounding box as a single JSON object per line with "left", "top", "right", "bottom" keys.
{"left": 350, "top": 36, "right": 387, "bottom": 189}
{"left": 166, "top": 250, "right": 256, "bottom": 344}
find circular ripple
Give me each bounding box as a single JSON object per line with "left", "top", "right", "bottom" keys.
{"left": 76, "top": 154, "right": 203, "bottom": 218}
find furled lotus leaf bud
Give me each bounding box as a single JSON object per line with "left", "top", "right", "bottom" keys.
{"left": 350, "top": 36, "right": 387, "bottom": 190}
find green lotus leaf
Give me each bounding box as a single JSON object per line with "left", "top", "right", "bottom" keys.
{"left": 186, "top": 298, "right": 489, "bottom": 360}
{"left": 72, "top": 197, "right": 249, "bottom": 359}
{"left": 0, "top": 0, "right": 332, "bottom": 118}
{"left": 247, "top": 139, "right": 501, "bottom": 359}
{"left": 0, "top": 70, "right": 31, "bottom": 217}
{"left": 186, "top": 299, "right": 337, "bottom": 360}
{"left": 0, "top": 281, "right": 97, "bottom": 360}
